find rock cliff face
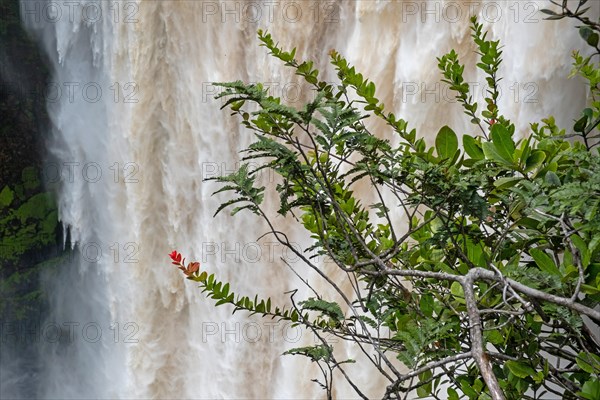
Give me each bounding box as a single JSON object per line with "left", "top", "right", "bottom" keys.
{"left": 1, "top": 2, "right": 64, "bottom": 397}
{"left": 0, "top": 0, "right": 61, "bottom": 350}
{"left": 0, "top": 0, "right": 49, "bottom": 186}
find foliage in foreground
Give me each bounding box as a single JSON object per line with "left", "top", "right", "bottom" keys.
{"left": 172, "top": 3, "right": 600, "bottom": 399}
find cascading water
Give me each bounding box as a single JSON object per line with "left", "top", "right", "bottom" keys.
{"left": 11, "top": 0, "right": 596, "bottom": 398}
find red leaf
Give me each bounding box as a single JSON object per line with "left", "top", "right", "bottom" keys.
{"left": 169, "top": 250, "right": 182, "bottom": 263}
{"left": 187, "top": 262, "right": 200, "bottom": 275}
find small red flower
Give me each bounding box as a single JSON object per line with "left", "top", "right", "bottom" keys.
{"left": 169, "top": 250, "right": 182, "bottom": 265}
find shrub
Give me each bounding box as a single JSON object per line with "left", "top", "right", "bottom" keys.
{"left": 171, "top": 3, "right": 600, "bottom": 399}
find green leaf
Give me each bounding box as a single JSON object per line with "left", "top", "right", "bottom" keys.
{"left": 419, "top": 294, "right": 434, "bottom": 317}
{"left": 576, "top": 353, "right": 600, "bottom": 374}
{"left": 299, "top": 298, "right": 344, "bottom": 322}
{"left": 544, "top": 171, "right": 561, "bottom": 187}
{"left": 574, "top": 115, "right": 588, "bottom": 133}
{"left": 579, "top": 379, "right": 600, "bottom": 400}
{"left": 460, "top": 380, "right": 479, "bottom": 398}
{"left": 530, "top": 248, "right": 561, "bottom": 276}
{"left": 579, "top": 26, "right": 599, "bottom": 47}
{"left": 416, "top": 386, "right": 430, "bottom": 398}
{"left": 447, "top": 387, "right": 459, "bottom": 400}
{"left": 450, "top": 282, "right": 465, "bottom": 304}
{"left": 436, "top": 125, "right": 458, "bottom": 160}
{"left": 494, "top": 177, "right": 521, "bottom": 189}
{"left": 506, "top": 360, "right": 537, "bottom": 379}
{"left": 515, "top": 217, "right": 541, "bottom": 230}
{"left": 482, "top": 142, "right": 507, "bottom": 164}
{"left": 580, "top": 26, "right": 594, "bottom": 41}
{"left": 582, "top": 284, "right": 600, "bottom": 295}
{"left": 490, "top": 124, "right": 515, "bottom": 164}
{"left": 463, "top": 135, "right": 484, "bottom": 159}
{"left": 230, "top": 100, "right": 245, "bottom": 111}
{"left": 524, "top": 151, "right": 545, "bottom": 173}
{"left": 0, "top": 186, "right": 14, "bottom": 208}
{"left": 283, "top": 345, "right": 332, "bottom": 362}
{"left": 571, "top": 234, "right": 591, "bottom": 268}
{"left": 485, "top": 329, "right": 504, "bottom": 346}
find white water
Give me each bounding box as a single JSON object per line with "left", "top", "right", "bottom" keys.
{"left": 15, "top": 0, "right": 596, "bottom": 398}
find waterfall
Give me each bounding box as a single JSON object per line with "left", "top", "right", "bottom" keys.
{"left": 14, "top": 0, "right": 595, "bottom": 398}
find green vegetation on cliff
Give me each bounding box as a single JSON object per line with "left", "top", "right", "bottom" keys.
{"left": 0, "top": 0, "right": 61, "bottom": 320}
